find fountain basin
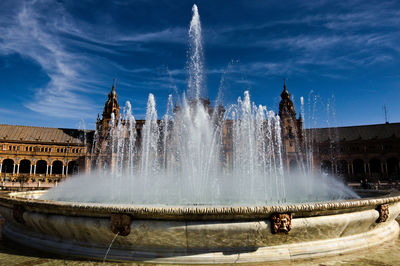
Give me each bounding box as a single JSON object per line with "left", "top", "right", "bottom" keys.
{"left": 0, "top": 190, "right": 399, "bottom": 264}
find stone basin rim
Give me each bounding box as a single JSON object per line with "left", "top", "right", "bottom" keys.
{"left": 0, "top": 190, "right": 399, "bottom": 220}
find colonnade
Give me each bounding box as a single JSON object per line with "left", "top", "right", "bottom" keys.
{"left": 320, "top": 157, "right": 400, "bottom": 180}
{"left": 0, "top": 159, "right": 77, "bottom": 176}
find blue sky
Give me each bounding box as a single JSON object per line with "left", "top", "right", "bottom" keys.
{"left": 0, "top": 0, "right": 399, "bottom": 129}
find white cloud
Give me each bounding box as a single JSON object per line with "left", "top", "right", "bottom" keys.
{"left": 0, "top": 1, "right": 188, "bottom": 122}
{"left": 0, "top": 1, "right": 99, "bottom": 120}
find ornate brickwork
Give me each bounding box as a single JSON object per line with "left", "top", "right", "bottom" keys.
{"left": 278, "top": 81, "right": 305, "bottom": 172}
{"left": 1, "top": 81, "right": 399, "bottom": 188}
{"left": 0, "top": 126, "right": 91, "bottom": 187}
{"left": 100, "top": 80, "right": 120, "bottom": 136}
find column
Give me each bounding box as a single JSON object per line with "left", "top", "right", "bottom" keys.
{"left": 17, "top": 164, "right": 20, "bottom": 174}
{"left": 50, "top": 165, "right": 53, "bottom": 175}
{"left": 30, "top": 165, "right": 33, "bottom": 174}
{"left": 363, "top": 162, "right": 367, "bottom": 175}
{"left": 0, "top": 164, "right": 2, "bottom": 174}
{"left": 85, "top": 157, "right": 91, "bottom": 175}
{"left": 62, "top": 165, "right": 65, "bottom": 176}
{"left": 46, "top": 165, "right": 49, "bottom": 175}
{"left": 13, "top": 164, "right": 16, "bottom": 174}
{"left": 66, "top": 165, "right": 69, "bottom": 176}
{"left": 34, "top": 165, "right": 36, "bottom": 174}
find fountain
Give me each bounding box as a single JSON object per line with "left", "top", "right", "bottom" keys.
{"left": 0, "top": 4, "right": 399, "bottom": 264}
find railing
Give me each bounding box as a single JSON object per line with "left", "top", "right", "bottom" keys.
{"left": 0, "top": 173, "right": 66, "bottom": 179}
{"left": 0, "top": 173, "right": 64, "bottom": 190}
{"left": 0, "top": 181, "right": 57, "bottom": 190}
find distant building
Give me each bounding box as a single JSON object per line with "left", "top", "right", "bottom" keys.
{"left": 277, "top": 82, "right": 400, "bottom": 182}
{"left": 0, "top": 125, "right": 91, "bottom": 186}
{"left": 309, "top": 123, "right": 400, "bottom": 182}
{"left": 0, "top": 81, "right": 399, "bottom": 188}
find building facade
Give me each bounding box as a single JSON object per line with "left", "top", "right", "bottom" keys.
{"left": 309, "top": 123, "right": 400, "bottom": 182}
{"left": 0, "top": 82, "right": 399, "bottom": 188}
{"left": 0, "top": 125, "right": 91, "bottom": 187}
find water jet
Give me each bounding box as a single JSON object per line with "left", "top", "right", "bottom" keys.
{"left": 0, "top": 4, "right": 398, "bottom": 264}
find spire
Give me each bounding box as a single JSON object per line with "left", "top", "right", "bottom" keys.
{"left": 281, "top": 78, "right": 290, "bottom": 99}
{"left": 103, "top": 80, "right": 120, "bottom": 120}
{"left": 279, "top": 79, "right": 296, "bottom": 119}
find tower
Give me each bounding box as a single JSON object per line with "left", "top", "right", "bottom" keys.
{"left": 278, "top": 81, "right": 304, "bottom": 172}
{"left": 91, "top": 81, "right": 121, "bottom": 172}
{"left": 97, "top": 80, "right": 120, "bottom": 137}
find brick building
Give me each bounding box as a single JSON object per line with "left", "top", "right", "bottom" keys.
{"left": 0, "top": 125, "right": 92, "bottom": 187}
{"left": 0, "top": 82, "right": 399, "bottom": 188}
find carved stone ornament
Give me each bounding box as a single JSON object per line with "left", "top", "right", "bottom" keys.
{"left": 13, "top": 204, "right": 25, "bottom": 224}
{"left": 110, "top": 213, "right": 131, "bottom": 236}
{"left": 377, "top": 204, "right": 389, "bottom": 223}
{"left": 271, "top": 213, "right": 292, "bottom": 234}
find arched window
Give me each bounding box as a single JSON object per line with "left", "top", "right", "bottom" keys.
{"left": 387, "top": 158, "right": 399, "bottom": 175}
{"left": 370, "top": 158, "right": 381, "bottom": 174}
{"left": 337, "top": 160, "right": 348, "bottom": 176}
{"left": 52, "top": 161, "right": 63, "bottom": 175}
{"left": 68, "top": 161, "right": 79, "bottom": 175}
{"left": 36, "top": 160, "right": 47, "bottom": 174}
{"left": 19, "top": 159, "right": 31, "bottom": 174}
{"left": 1, "top": 159, "right": 14, "bottom": 173}
{"left": 353, "top": 159, "right": 364, "bottom": 176}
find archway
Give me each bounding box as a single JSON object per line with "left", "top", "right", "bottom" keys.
{"left": 68, "top": 161, "right": 79, "bottom": 175}
{"left": 370, "top": 158, "right": 381, "bottom": 174}
{"left": 353, "top": 159, "right": 364, "bottom": 176}
{"left": 1, "top": 159, "right": 14, "bottom": 173}
{"left": 36, "top": 160, "right": 47, "bottom": 174}
{"left": 52, "top": 161, "right": 63, "bottom": 175}
{"left": 321, "top": 160, "right": 332, "bottom": 174}
{"left": 387, "top": 158, "right": 399, "bottom": 176}
{"left": 19, "top": 159, "right": 31, "bottom": 174}
{"left": 337, "top": 160, "right": 348, "bottom": 176}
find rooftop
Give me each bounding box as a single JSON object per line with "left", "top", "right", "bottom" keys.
{"left": 306, "top": 123, "right": 400, "bottom": 142}
{"left": 0, "top": 124, "right": 94, "bottom": 144}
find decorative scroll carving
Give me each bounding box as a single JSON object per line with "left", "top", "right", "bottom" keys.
{"left": 377, "top": 204, "right": 389, "bottom": 223}
{"left": 13, "top": 204, "right": 25, "bottom": 224}
{"left": 110, "top": 213, "right": 131, "bottom": 236}
{"left": 271, "top": 213, "right": 292, "bottom": 234}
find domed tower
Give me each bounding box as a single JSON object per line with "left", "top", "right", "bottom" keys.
{"left": 278, "top": 81, "right": 304, "bottom": 172}
{"left": 91, "top": 81, "right": 121, "bottom": 172}
{"left": 102, "top": 80, "right": 119, "bottom": 130}
{"left": 95, "top": 80, "right": 120, "bottom": 137}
